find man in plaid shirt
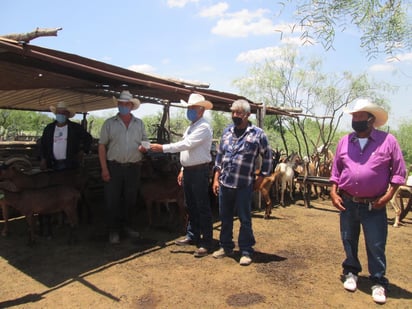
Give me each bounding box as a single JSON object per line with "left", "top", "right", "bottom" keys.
{"left": 212, "top": 99, "right": 272, "bottom": 266}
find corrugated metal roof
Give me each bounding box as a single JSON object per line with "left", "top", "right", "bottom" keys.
{"left": 0, "top": 38, "right": 293, "bottom": 116}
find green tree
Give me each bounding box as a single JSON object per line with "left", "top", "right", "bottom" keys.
{"left": 280, "top": 0, "right": 412, "bottom": 58}
{"left": 393, "top": 120, "right": 412, "bottom": 168}
{"left": 210, "top": 111, "right": 230, "bottom": 139}
{"left": 233, "top": 45, "right": 392, "bottom": 157}
{"left": 0, "top": 110, "right": 52, "bottom": 140}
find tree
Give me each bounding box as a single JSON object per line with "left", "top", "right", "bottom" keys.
{"left": 280, "top": 0, "right": 412, "bottom": 58}
{"left": 394, "top": 120, "right": 412, "bottom": 168}
{"left": 0, "top": 110, "right": 51, "bottom": 140}
{"left": 233, "top": 45, "right": 392, "bottom": 157}
{"left": 210, "top": 111, "right": 230, "bottom": 139}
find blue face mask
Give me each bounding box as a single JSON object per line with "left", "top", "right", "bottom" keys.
{"left": 56, "top": 114, "right": 67, "bottom": 124}
{"left": 118, "top": 105, "right": 131, "bottom": 115}
{"left": 186, "top": 109, "right": 198, "bottom": 122}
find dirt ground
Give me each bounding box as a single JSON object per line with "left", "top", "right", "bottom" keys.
{"left": 0, "top": 194, "right": 411, "bottom": 309}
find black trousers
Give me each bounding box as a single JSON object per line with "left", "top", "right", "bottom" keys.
{"left": 104, "top": 161, "right": 141, "bottom": 232}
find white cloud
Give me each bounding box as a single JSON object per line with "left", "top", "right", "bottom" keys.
{"left": 387, "top": 52, "right": 412, "bottom": 63}
{"left": 199, "top": 2, "right": 229, "bottom": 18}
{"left": 211, "top": 9, "right": 275, "bottom": 37}
{"left": 280, "top": 36, "right": 315, "bottom": 46}
{"left": 236, "top": 46, "right": 283, "bottom": 63}
{"left": 167, "top": 0, "right": 198, "bottom": 8}
{"left": 368, "top": 63, "right": 396, "bottom": 73}
{"left": 128, "top": 64, "right": 156, "bottom": 73}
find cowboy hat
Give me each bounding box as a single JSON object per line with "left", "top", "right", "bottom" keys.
{"left": 49, "top": 102, "right": 75, "bottom": 118}
{"left": 180, "top": 93, "right": 213, "bottom": 110}
{"left": 112, "top": 90, "right": 141, "bottom": 110}
{"left": 344, "top": 98, "right": 388, "bottom": 127}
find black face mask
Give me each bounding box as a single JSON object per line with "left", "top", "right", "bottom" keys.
{"left": 232, "top": 117, "right": 243, "bottom": 127}
{"left": 352, "top": 120, "right": 369, "bottom": 133}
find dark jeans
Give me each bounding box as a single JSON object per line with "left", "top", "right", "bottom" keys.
{"left": 218, "top": 184, "right": 255, "bottom": 255}
{"left": 104, "top": 161, "right": 141, "bottom": 233}
{"left": 183, "top": 165, "right": 213, "bottom": 249}
{"left": 340, "top": 196, "right": 389, "bottom": 288}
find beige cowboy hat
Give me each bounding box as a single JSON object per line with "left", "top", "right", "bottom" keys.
{"left": 112, "top": 90, "right": 141, "bottom": 110}
{"left": 180, "top": 93, "right": 213, "bottom": 110}
{"left": 344, "top": 98, "right": 388, "bottom": 127}
{"left": 49, "top": 102, "right": 76, "bottom": 118}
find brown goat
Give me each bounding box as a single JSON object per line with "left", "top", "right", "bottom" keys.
{"left": 389, "top": 185, "right": 412, "bottom": 227}
{"left": 0, "top": 166, "right": 91, "bottom": 223}
{"left": 256, "top": 170, "right": 280, "bottom": 219}
{"left": 0, "top": 181, "right": 81, "bottom": 245}
{"left": 140, "top": 176, "right": 186, "bottom": 232}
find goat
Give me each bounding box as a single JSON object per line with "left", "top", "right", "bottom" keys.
{"left": 0, "top": 181, "right": 80, "bottom": 245}
{"left": 257, "top": 170, "right": 281, "bottom": 219}
{"left": 140, "top": 176, "right": 186, "bottom": 232}
{"left": 389, "top": 185, "right": 412, "bottom": 227}
{"left": 0, "top": 161, "right": 91, "bottom": 224}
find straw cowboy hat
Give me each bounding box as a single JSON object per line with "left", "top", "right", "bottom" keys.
{"left": 112, "top": 90, "right": 141, "bottom": 110}
{"left": 180, "top": 93, "right": 213, "bottom": 110}
{"left": 49, "top": 102, "right": 76, "bottom": 118}
{"left": 345, "top": 98, "right": 388, "bottom": 127}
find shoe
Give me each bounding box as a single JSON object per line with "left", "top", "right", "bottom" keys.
{"left": 239, "top": 253, "right": 252, "bottom": 266}
{"left": 372, "top": 285, "right": 386, "bottom": 304}
{"left": 124, "top": 227, "right": 140, "bottom": 238}
{"left": 193, "top": 247, "right": 209, "bottom": 258}
{"left": 343, "top": 272, "right": 358, "bottom": 292}
{"left": 212, "top": 247, "right": 234, "bottom": 259}
{"left": 109, "top": 232, "right": 120, "bottom": 244}
{"left": 175, "top": 237, "right": 194, "bottom": 246}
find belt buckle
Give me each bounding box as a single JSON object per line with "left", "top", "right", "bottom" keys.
{"left": 352, "top": 196, "right": 360, "bottom": 203}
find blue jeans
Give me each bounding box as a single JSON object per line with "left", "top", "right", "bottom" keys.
{"left": 340, "top": 196, "right": 388, "bottom": 288}
{"left": 183, "top": 165, "right": 213, "bottom": 249}
{"left": 218, "top": 184, "right": 255, "bottom": 255}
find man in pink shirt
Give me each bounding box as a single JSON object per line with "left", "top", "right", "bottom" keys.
{"left": 330, "top": 98, "right": 406, "bottom": 304}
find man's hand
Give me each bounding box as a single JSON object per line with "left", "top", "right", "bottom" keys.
{"left": 150, "top": 143, "right": 163, "bottom": 152}
{"left": 330, "top": 191, "right": 345, "bottom": 211}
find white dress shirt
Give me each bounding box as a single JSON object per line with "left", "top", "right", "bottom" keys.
{"left": 162, "top": 117, "right": 212, "bottom": 167}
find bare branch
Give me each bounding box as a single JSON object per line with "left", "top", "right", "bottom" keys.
{"left": 0, "top": 27, "right": 63, "bottom": 43}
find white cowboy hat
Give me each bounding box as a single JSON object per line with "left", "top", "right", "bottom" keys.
{"left": 112, "top": 90, "right": 141, "bottom": 110}
{"left": 180, "top": 93, "right": 213, "bottom": 110}
{"left": 344, "top": 98, "right": 388, "bottom": 127}
{"left": 49, "top": 102, "right": 75, "bottom": 118}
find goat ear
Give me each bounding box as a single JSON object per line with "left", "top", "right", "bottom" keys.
{"left": 0, "top": 180, "right": 19, "bottom": 192}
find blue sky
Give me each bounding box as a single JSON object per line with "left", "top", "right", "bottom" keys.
{"left": 2, "top": 0, "right": 411, "bottom": 129}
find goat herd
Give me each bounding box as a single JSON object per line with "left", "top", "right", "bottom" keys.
{"left": 0, "top": 149, "right": 410, "bottom": 246}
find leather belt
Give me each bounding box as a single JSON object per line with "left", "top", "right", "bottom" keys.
{"left": 339, "top": 190, "right": 380, "bottom": 204}
{"left": 183, "top": 163, "right": 210, "bottom": 171}
{"left": 108, "top": 160, "right": 140, "bottom": 167}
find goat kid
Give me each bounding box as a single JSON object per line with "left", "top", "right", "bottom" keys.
{"left": 140, "top": 177, "right": 187, "bottom": 232}
{"left": 0, "top": 181, "right": 80, "bottom": 245}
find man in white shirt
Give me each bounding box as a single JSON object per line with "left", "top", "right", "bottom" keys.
{"left": 151, "top": 93, "right": 214, "bottom": 257}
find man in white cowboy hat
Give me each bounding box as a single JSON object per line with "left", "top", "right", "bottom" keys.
{"left": 330, "top": 98, "right": 406, "bottom": 304}
{"left": 98, "top": 90, "right": 149, "bottom": 244}
{"left": 150, "top": 93, "right": 214, "bottom": 257}
{"left": 39, "top": 101, "right": 92, "bottom": 237}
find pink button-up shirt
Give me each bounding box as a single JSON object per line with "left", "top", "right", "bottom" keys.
{"left": 330, "top": 128, "right": 406, "bottom": 198}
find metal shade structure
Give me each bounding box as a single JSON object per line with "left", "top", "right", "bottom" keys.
{"left": 0, "top": 38, "right": 294, "bottom": 117}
